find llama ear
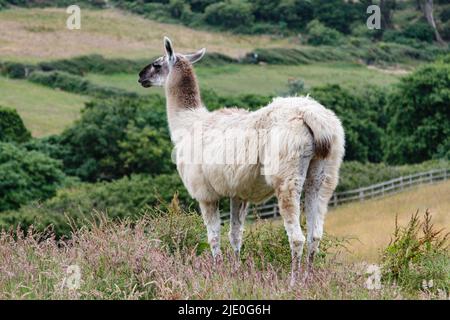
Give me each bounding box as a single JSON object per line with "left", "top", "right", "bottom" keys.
{"left": 185, "top": 48, "right": 206, "bottom": 64}
{"left": 164, "top": 36, "right": 176, "bottom": 64}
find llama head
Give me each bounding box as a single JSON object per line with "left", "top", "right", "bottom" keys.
{"left": 138, "top": 37, "right": 206, "bottom": 88}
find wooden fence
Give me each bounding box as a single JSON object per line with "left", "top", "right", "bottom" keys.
{"left": 220, "top": 168, "right": 450, "bottom": 221}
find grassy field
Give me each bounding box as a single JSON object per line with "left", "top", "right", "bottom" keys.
{"left": 0, "top": 76, "right": 88, "bottom": 137}
{"left": 86, "top": 62, "right": 403, "bottom": 97}
{"left": 0, "top": 8, "right": 294, "bottom": 62}
{"left": 325, "top": 180, "right": 450, "bottom": 262}
{"left": 0, "top": 7, "right": 407, "bottom": 136}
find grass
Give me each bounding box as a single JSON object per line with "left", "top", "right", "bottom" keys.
{"left": 0, "top": 76, "right": 88, "bottom": 137}
{"left": 86, "top": 62, "right": 403, "bottom": 97}
{"left": 0, "top": 198, "right": 446, "bottom": 300}
{"left": 325, "top": 180, "right": 450, "bottom": 263}
{"left": 0, "top": 8, "right": 294, "bottom": 62}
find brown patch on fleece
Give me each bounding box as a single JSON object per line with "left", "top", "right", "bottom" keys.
{"left": 166, "top": 56, "right": 202, "bottom": 110}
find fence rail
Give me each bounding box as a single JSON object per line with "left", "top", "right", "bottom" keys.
{"left": 220, "top": 168, "right": 450, "bottom": 221}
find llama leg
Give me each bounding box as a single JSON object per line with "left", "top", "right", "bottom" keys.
{"left": 199, "top": 200, "right": 222, "bottom": 259}
{"left": 305, "top": 159, "right": 325, "bottom": 270}
{"left": 305, "top": 159, "right": 339, "bottom": 270}
{"left": 275, "top": 157, "right": 311, "bottom": 285}
{"left": 229, "top": 198, "right": 248, "bottom": 259}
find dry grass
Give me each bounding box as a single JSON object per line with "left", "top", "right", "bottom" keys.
{"left": 0, "top": 216, "right": 404, "bottom": 300}
{"left": 0, "top": 197, "right": 446, "bottom": 299}
{"left": 325, "top": 180, "right": 450, "bottom": 262}
{"left": 0, "top": 8, "right": 293, "bottom": 62}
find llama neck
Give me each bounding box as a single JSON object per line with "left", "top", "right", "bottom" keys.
{"left": 165, "top": 59, "right": 204, "bottom": 131}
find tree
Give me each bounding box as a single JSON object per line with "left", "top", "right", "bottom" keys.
{"left": 57, "top": 96, "right": 173, "bottom": 181}
{"left": 0, "top": 142, "right": 66, "bottom": 211}
{"left": 418, "top": 0, "right": 445, "bottom": 45}
{"left": 380, "top": 0, "right": 396, "bottom": 29}
{"left": 384, "top": 61, "right": 450, "bottom": 164}
{"left": 204, "top": 0, "right": 254, "bottom": 29}
{"left": 0, "top": 106, "right": 31, "bottom": 143}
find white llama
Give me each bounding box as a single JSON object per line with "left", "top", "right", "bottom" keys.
{"left": 138, "top": 37, "right": 345, "bottom": 282}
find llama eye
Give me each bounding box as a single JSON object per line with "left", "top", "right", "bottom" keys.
{"left": 153, "top": 64, "right": 161, "bottom": 70}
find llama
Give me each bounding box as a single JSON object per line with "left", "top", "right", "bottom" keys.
{"left": 138, "top": 37, "right": 345, "bottom": 282}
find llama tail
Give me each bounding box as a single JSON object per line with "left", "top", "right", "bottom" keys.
{"left": 301, "top": 102, "right": 345, "bottom": 160}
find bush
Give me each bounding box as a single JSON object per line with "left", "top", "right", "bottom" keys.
{"left": 402, "top": 22, "right": 436, "bottom": 43}
{"left": 312, "top": 0, "right": 365, "bottom": 34}
{"left": 241, "top": 219, "right": 350, "bottom": 271}
{"left": 246, "top": 47, "right": 347, "bottom": 65}
{"left": 306, "top": 20, "right": 342, "bottom": 46}
{"left": 0, "top": 61, "right": 35, "bottom": 79}
{"left": 28, "top": 71, "right": 138, "bottom": 99}
{"left": 0, "top": 106, "right": 31, "bottom": 143}
{"left": 146, "top": 195, "right": 207, "bottom": 255}
{"left": 0, "top": 173, "right": 193, "bottom": 238}
{"left": 384, "top": 61, "right": 450, "bottom": 164}
{"left": 37, "top": 54, "right": 147, "bottom": 76}
{"left": 0, "top": 142, "right": 66, "bottom": 211}
{"left": 381, "top": 210, "right": 449, "bottom": 294}
{"left": 57, "top": 96, "right": 172, "bottom": 181}
{"left": 204, "top": 0, "right": 254, "bottom": 29}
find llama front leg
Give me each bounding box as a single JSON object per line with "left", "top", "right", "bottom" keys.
{"left": 199, "top": 201, "right": 222, "bottom": 259}
{"left": 229, "top": 198, "right": 248, "bottom": 259}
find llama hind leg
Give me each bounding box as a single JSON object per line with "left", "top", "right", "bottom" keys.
{"left": 305, "top": 159, "right": 325, "bottom": 269}
{"left": 275, "top": 156, "right": 311, "bottom": 284}
{"left": 199, "top": 201, "right": 222, "bottom": 260}
{"left": 229, "top": 198, "right": 248, "bottom": 259}
{"left": 305, "top": 159, "right": 338, "bottom": 269}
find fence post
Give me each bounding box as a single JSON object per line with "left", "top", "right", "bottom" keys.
{"left": 332, "top": 193, "right": 337, "bottom": 207}
{"left": 273, "top": 204, "right": 277, "bottom": 218}
{"left": 359, "top": 190, "right": 364, "bottom": 202}
{"left": 400, "top": 176, "right": 404, "bottom": 190}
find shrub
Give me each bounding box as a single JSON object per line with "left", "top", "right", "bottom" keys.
{"left": 440, "top": 6, "right": 450, "bottom": 23}
{"left": 0, "top": 61, "right": 35, "bottom": 79}
{"left": 28, "top": 71, "right": 138, "bottom": 99}
{"left": 246, "top": 47, "right": 347, "bottom": 65}
{"left": 384, "top": 61, "right": 450, "bottom": 164}
{"left": 37, "top": 54, "right": 147, "bottom": 76}
{"left": 57, "top": 96, "right": 172, "bottom": 181}
{"left": 0, "top": 142, "right": 66, "bottom": 211}
{"left": 0, "top": 173, "right": 193, "bottom": 238}
{"left": 401, "top": 22, "right": 436, "bottom": 43}
{"left": 306, "top": 20, "right": 342, "bottom": 46}
{"left": 0, "top": 106, "right": 31, "bottom": 143}
{"left": 204, "top": 0, "right": 254, "bottom": 29}
{"left": 241, "top": 219, "right": 350, "bottom": 271}
{"left": 312, "top": 0, "right": 365, "bottom": 34}
{"left": 146, "top": 195, "right": 207, "bottom": 255}
{"left": 381, "top": 210, "right": 449, "bottom": 294}
{"left": 441, "top": 20, "right": 450, "bottom": 41}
